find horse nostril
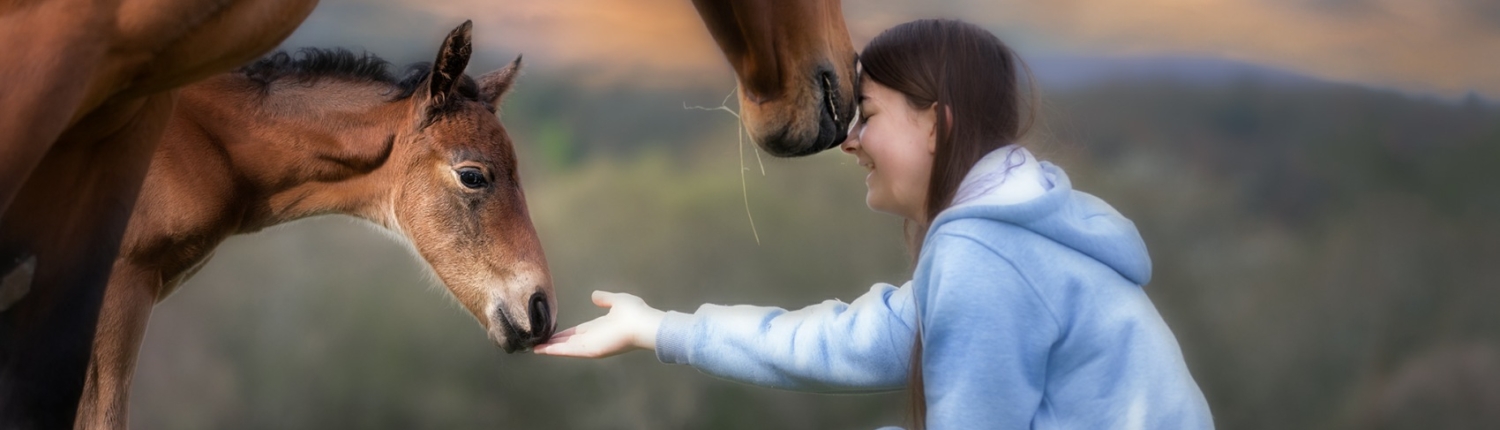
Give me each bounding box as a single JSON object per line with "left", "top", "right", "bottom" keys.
{"left": 528, "top": 291, "right": 551, "bottom": 339}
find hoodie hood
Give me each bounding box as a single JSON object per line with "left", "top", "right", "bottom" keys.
{"left": 930, "top": 147, "right": 1153, "bottom": 285}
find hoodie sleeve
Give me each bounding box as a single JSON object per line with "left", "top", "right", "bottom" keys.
{"left": 918, "top": 232, "right": 1060, "bottom": 429}
{"left": 655, "top": 282, "right": 917, "bottom": 392}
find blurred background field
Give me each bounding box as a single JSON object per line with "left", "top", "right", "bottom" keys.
{"left": 128, "top": 0, "right": 1500, "bottom": 428}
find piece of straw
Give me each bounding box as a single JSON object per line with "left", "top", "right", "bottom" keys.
{"left": 684, "top": 88, "right": 763, "bottom": 244}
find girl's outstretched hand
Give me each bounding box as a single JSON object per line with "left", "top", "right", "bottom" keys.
{"left": 533, "top": 290, "right": 665, "bottom": 358}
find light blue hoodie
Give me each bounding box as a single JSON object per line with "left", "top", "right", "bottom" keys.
{"left": 655, "top": 147, "right": 1214, "bottom": 429}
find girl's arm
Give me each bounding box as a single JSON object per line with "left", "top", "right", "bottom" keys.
{"left": 536, "top": 284, "right": 917, "bottom": 393}
{"left": 657, "top": 282, "right": 916, "bottom": 392}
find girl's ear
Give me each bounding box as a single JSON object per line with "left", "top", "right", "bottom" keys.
{"left": 928, "top": 104, "right": 952, "bottom": 154}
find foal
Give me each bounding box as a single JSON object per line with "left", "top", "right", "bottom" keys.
{"left": 76, "top": 21, "right": 555, "bottom": 429}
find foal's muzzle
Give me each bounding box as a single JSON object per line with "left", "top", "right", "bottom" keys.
{"left": 494, "top": 291, "right": 555, "bottom": 353}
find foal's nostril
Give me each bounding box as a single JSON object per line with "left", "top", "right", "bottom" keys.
{"left": 528, "top": 291, "right": 552, "bottom": 339}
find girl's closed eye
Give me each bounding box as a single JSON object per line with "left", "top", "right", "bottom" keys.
{"left": 855, "top": 102, "right": 874, "bottom": 138}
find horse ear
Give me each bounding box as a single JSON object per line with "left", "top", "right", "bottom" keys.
{"left": 428, "top": 20, "right": 474, "bottom": 105}
{"left": 478, "top": 55, "right": 523, "bottom": 106}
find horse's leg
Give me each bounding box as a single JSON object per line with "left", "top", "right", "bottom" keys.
{"left": 76, "top": 263, "right": 158, "bottom": 430}
{"left": 0, "top": 92, "right": 175, "bottom": 430}
{"left": 0, "top": 5, "right": 111, "bottom": 297}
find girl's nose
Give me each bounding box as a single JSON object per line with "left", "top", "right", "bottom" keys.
{"left": 839, "top": 129, "right": 859, "bottom": 154}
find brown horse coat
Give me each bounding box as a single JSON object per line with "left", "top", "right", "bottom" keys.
{"left": 690, "top": 0, "right": 858, "bottom": 157}
{"left": 0, "top": 1, "right": 316, "bottom": 427}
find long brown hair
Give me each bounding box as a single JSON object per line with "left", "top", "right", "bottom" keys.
{"left": 859, "top": 19, "right": 1032, "bottom": 429}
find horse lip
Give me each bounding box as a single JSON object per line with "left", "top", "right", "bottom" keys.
{"left": 748, "top": 71, "right": 845, "bottom": 158}
{"left": 821, "top": 73, "right": 840, "bottom": 125}
{"left": 818, "top": 71, "right": 848, "bottom": 151}
{"left": 494, "top": 307, "right": 526, "bottom": 353}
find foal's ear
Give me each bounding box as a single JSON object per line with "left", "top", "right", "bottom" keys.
{"left": 478, "top": 55, "right": 523, "bottom": 107}
{"left": 428, "top": 20, "right": 474, "bottom": 106}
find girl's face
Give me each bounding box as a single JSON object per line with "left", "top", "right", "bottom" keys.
{"left": 840, "top": 79, "right": 938, "bottom": 222}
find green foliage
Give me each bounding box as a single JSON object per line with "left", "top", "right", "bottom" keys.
{"left": 534, "top": 119, "right": 578, "bottom": 169}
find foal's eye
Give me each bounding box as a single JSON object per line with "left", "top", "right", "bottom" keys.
{"left": 457, "top": 167, "right": 488, "bottom": 189}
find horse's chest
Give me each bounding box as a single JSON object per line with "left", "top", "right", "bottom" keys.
{"left": 156, "top": 250, "right": 213, "bottom": 301}
{"left": 113, "top": 0, "right": 320, "bottom": 95}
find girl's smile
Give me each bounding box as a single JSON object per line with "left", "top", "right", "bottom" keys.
{"left": 840, "top": 78, "right": 938, "bottom": 222}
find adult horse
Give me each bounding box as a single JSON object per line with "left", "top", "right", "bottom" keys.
{"left": 75, "top": 21, "right": 556, "bottom": 429}
{"left": 690, "top": 0, "right": 858, "bottom": 157}
{"left": 0, "top": 1, "right": 317, "bottom": 427}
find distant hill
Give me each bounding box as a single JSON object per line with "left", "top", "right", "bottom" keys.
{"left": 1027, "top": 54, "right": 1328, "bottom": 90}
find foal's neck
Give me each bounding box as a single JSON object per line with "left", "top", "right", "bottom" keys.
{"left": 181, "top": 75, "right": 407, "bottom": 232}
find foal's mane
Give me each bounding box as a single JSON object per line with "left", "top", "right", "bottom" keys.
{"left": 237, "top": 48, "right": 478, "bottom": 101}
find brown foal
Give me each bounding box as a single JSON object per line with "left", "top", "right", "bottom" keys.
{"left": 76, "top": 21, "right": 556, "bottom": 429}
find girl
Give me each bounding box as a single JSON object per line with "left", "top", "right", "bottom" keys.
{"left": 535, "top": 19, "right": 1214, "bottom": 429}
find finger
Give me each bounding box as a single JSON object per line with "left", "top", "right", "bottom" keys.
{"left": 549, "top": 326, "right": 578, "bottom": 339}
{"left": 591, "top": 290, "right": 615, "bottom": 308}
{"left": 533, "top": 343, "right": 568, "bottom": 355}
{"left": 613, "top": 292, "right": 641, "bottom": 305}
{"left": 573, "top": 320, "right": 599, "bottom": 335}
{"left": 537, "top": 326, "right": 579, "bottom": 345}
{"left": 533, "top": 338, "right": 575, "bottom": 355}
{"left": 538, "top": 332, "right": 575, "bottom": 346}
{"left": 534, "top": 340, "right": 595, "bottom": 357}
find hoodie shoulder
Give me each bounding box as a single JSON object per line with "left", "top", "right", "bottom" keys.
{"left": 930, "top": 163, "right": 1153, "bottom": 285}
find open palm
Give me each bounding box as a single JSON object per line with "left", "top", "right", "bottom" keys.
{"left": 533, "top": 291, "right": 665, "bottom": 358}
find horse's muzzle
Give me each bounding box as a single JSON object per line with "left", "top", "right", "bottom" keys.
{"left": 494, "top": 291, "right": 555, "bottom": 353}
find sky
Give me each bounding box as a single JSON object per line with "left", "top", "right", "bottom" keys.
{"left": 283, "top": 0, "right": 1500, "bottom": 99}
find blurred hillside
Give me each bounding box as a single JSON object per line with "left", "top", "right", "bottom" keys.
{"left": 128, "top": 63, "right": 1500, "bottom": 429}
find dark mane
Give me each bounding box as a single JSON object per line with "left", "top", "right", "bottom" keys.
{"left": 238, "top": 48, "right": 477, "bottom": 101}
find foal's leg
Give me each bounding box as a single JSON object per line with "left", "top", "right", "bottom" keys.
{"left": 76, "top": 264, "right": 159, "bottom": 430}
